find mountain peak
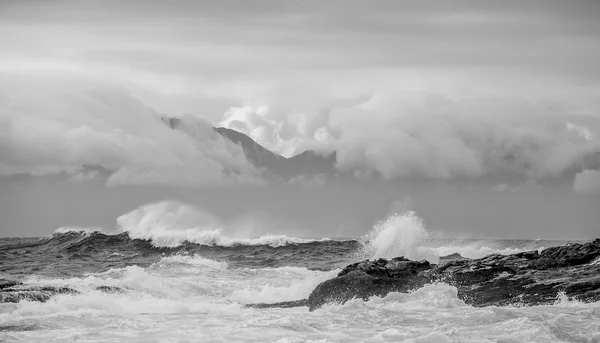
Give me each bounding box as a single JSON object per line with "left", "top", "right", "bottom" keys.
{"left": 160, "top": 117, "right": 336, "bottom": 179}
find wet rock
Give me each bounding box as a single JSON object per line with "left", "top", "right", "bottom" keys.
{"left": 95, "top": 285, "right": 124, "bottom": 293}
{"left": 0, "top": 278, "right": 21, "bottom": 290}
{"left": 0, "top": 285, "right": 79, "bottom": 303}
{"left": 245, "top": 299, "right": 308, "bottom": 309}
{"left": 439, "top": 253, "right": 468, "bottom": 261}
{"left": 308, "top": 257, "right": 433, "bottom": 311}
{"left": 308, "top": 238, "right": 600, "bottom": 311}
{"left": 0, "top": 283, "right": 126, "bottom": 303}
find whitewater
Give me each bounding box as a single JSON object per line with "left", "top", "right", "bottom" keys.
{"left": 1, "top": 202, "right": 599, "bottom": 342}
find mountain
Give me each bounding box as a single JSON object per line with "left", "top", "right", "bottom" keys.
{"left": 161, "top": 116, "right": 337, "bottom": 179}
{"left": 214, "top": 127, "right": 287, "bottom": 173}
{"left": 215, "top": 127, "right": 337, "bottom": 178}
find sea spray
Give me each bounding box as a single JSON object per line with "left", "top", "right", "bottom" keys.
{"left": 116, "top": 200, "right": 222, "bottom": 247}
{"left": 361, "top": 211, "right": 439, "bottom": 263}
{"left": 115, "top": 200, "right": 329, "bottom": 247}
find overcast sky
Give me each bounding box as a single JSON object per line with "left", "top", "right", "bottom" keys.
{"left": 0, "top": 1, "right": 599, "bottom": 238}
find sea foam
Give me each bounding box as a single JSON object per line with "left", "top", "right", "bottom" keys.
{"left": 115, "top": 200, "right": 329, "bottom": 247}
{"left": 361, "top": 211, "right": 439, "bottom": 263}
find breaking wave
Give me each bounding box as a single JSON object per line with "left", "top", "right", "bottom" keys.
{"left": 115, "top": 200, "right": 331, "bottom": 248}
{"left": 361, "top": 211, "right": 439, "bottom": 263}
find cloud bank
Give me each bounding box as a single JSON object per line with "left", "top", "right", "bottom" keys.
{"left": 2, "top": 1, "right": 600, "bottom": 190}
{"left": 220, "top": 93, "right": 600, "bottom": 181}
{"left": 0, "top": 71, "right": 262, "bottom": 186}
{"left": 2, "top": 70, "right": 599, "bottom": 190}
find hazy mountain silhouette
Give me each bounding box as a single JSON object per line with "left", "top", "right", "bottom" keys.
{"left": 162, "top": 116, "right": 337, "bottom": 179}
{"left": 215, "top": 127, "right": 337, "bottom": 178}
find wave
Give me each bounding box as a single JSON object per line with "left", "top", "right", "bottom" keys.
{"left": 51, "top": 226, "right": 104, "bottom": 237}
{"left": 156, "top": 254, "right": 229, "bottom": 270}
{"left": 47, "top": 201, "right": 558, "bottom": 257}
{"left": 115, "top": 200, "right": 332, "bottom": 248}
{"left": 332, "top": 283, "right": 467, "bottom": 311}
{"left": 47, "top": 200, "right": 333, "bottom": 249}
{"left": 360, "top": 211, "right": 439, "bottom": 263}
{"left": 20, "top": 201, "right": 578, "bottom": 280}
{"left": 13, "top": 228, "right": 358, "bottom": 276}
{"left": 49, "top": 226, "right": 333, "bottom": 249}
{"left": 1, "top": 255, "right": 335, "bottom": 314}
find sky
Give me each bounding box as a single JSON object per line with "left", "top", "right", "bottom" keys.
{"left": 0, "top": 0, "right": 599, "bottom": 239}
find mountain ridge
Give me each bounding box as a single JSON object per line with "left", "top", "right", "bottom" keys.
{"left": 162, "top": 116, "right": 337, "bottom": 179}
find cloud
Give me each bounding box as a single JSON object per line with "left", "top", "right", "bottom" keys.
{"left": 573, "top": 169, "right": 600, "bottom": 194}
{"left": 339, "top": 94, "right": 600, "bottom": 179}
{"left": 219, "top": 105, "right": 341, "bottom": 157}
{"left": 2, "top": 2, "right": 600, "bottom": 185}
{"left": 5, "top": 70, "right": 597, "bottom": 186}
{"left": 0, "top": 71, "right": 263, "bottom": 186}
{"left": 222, "top": 92, "right": 600, "bottom": 180}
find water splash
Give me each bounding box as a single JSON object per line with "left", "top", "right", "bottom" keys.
{"left": 362, "top": 211, "right": 438, "bottom": 263}
{"left": 115, "top": 200, "right": 328, "bottom": 247}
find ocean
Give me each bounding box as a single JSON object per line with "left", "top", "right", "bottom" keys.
{"left": 1, "top": 205, "right": 599, "bottom": 343}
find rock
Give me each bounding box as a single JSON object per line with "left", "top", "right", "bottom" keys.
{"left": 0, "top": 285, "right": 79, "bottom": 303}
{"left": 439, "top": 253, "right": 468, "bottom": 260}
{"left": 308, "top": 258, "right": 433, "bottom": 311}
{"left": 307, "top": 238, "right": 600, "bottom": 311}
{"left": 0, "top": 278, "right": 21, "bottom": 290}
{"left": 95, "top": 285, "right": 124, "bottom": 293}
{"left": 0, "top": 284, "right": 128, "bottom": 303}
{"left": 245, "top": 299, "right": 308, "bottom": 309}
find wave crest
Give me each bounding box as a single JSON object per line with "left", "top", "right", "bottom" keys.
{"left": 362, "top": 211, "right": 439, "bottom": 263}
{"left": 51, "top": 226, "right": 103, "bottom": 237}
{"left": 114, "top": 200, "right": 330, "bottom": 248}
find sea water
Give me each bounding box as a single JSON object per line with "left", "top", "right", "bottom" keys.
{"left": 1, "top": 202, "right": 599, "bottom": 342}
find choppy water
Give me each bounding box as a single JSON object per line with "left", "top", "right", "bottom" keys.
{"left": 1, "top": 203, "right": 599, "bottom": 342}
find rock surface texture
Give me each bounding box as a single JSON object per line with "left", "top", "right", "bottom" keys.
{"left": 307, "top": 239, "right": 600, "bottom": 311}
{"left": 0, "top": 279, "right": 123, "bottom": 303}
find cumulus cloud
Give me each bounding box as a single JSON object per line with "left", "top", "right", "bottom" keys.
{"left": 573, "top": 169, "right": 600, "bottom": 194}
{"left": 0, "top": 71, "right": 263, "bottom": 186}
{"left": 221, "top": 92, "right": 600, "bottom": 180}
{"left": 219, "top": 104, "right": 340, "bottom": 158}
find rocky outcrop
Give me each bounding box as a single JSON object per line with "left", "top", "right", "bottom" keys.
{"left": 0, "top": 278, "right": 21, "bottom": 290}
{"left": 0, "top": 282, "right": 125, "bottom": 303}
{"left": 245, "top": 299, "right": 308, "bottom": 309}
{"left": 306, "top": 239, "right": 600, "bottom": 311}
{"left": 0, "top": 285, "right": 79, "bottom": 303}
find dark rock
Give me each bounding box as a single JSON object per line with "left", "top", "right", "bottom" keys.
{"left": 0, "top": 283, "right": 125, "bottom": 303}
{"left": 439, "top": 253, "right": 468, "bottom": 260}
{"left": 95, "top": 285, "right": 124, "bottom": 293}
{"left": 0, "top": 279, "right": 21, "bottom": 290}
{"left": 0, "top": 285, "right": 79, "bottom": 303}
{"left": 245, "top": 299, "right": 308, "bottom": 309}
{"left": 307, "top": 238, "right": 600, "bottom": 311}
{"left": 308, "top": 262, "right": 433, "bottom": 311}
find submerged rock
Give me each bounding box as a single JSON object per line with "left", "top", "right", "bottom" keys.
{"left": 0, "top": 285, "right": 80, "bottom": 303}
{"left": 0, "top": 279, "right": 21, "bottom": 290}
{"left": 245, "top": 299, "right": 308, "bottom": 309}
{"left": 95, "top": 285, "right": 124, "bottom": 294}
{"left": 308, "top": 238, "right": 600, "bottom": 311}
{"left": 0, "top": 284, "right": 126, "bottom": 303}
